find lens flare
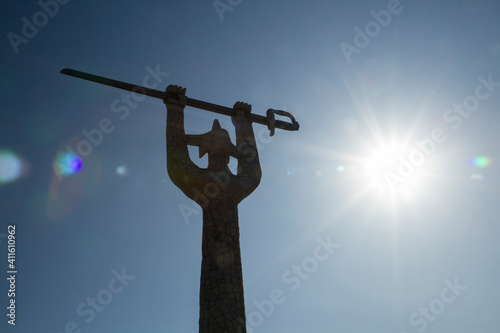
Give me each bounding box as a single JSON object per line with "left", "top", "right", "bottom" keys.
{"left": 53, "top": 152, "right": 83, "bottom": 178}
{"left": 116, "top": 165, "right": 129, "bottom": 176}
{"left": 471, "top": 173, "right": 485, "bottom": 180}
{"left": 0, "top": 150, "right": 23, "bottom": 184}
{"left": 470, "top": 156, "right": 491, "bottom": 168}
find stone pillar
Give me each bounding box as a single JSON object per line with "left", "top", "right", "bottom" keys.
{"left": 199, "top": 197, "right": 246, "bottom": 332}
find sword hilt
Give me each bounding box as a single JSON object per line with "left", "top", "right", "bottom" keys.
{"left": 266, "top": 109, "right": 299, "bottom": 136}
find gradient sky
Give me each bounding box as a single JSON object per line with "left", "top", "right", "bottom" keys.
{"left": 1, "top": 0, "right": 500, "bottom": 332}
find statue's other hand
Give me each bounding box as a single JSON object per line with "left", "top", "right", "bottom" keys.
{"left": 232, "top": 101, "right": 252, "bottom": 125}
{"left": 164, "top": 85, "right": 187, "bottom": 107}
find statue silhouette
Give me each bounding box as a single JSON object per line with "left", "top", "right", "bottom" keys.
{"left": 165, "top": 85, "right": 261, "bottom": 332}
{"left": 60, "top": 68, "right": 298, "bottom": 332}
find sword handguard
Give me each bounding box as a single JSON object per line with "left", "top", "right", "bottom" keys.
{"left": 266, "top": 109, "right": 299, "bottom": 136}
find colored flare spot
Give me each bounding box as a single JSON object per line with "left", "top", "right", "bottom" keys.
{"left": 0, "top": 150, "right": 23, "bottom": 184}
{"left": 471, "top": 156, "right": 491, "bottom": 168}
{"left": 116, "top": 165, "right": 129, "bottom": 176}
{"left": 54, "top": 152, "right": 82, "bottom": 177}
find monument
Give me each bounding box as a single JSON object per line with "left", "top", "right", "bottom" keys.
{"left": 60, "top": 69, "right": 299, "bottom": 332}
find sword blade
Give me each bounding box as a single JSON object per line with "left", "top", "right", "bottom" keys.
{"left": 60, "top": 68, "right": 299, "bottom": 132}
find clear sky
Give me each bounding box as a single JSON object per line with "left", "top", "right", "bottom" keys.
{"left": 1, "top": 0, "right": 500, "bottom": 332}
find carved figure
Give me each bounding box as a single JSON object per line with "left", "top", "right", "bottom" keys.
{"left": 164, "top": 85, "right": 261, "bottom": 332}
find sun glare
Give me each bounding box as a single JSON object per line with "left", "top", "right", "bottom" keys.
{"left": 362, "top": 143, "right": 406, "bottom": 186}
{"left": 347, "top": 134, "right": 434, "bottom": 215}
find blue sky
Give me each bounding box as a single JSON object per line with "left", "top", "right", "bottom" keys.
{"left": 1, "top": 0, "right": 500, "bottom": 332}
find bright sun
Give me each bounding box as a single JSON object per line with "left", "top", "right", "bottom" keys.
{"left": 321, "top": 130, "right": 442, "bottom": 222}
{"left": 359, "top": 137, "right": 435, "bottom": 205}
{"left": 362, "top": 143, "right": 409, "bottom": 189}
{"left": 326, "top": 98, "right": 449, "bottom": 218}
{"left": 332, "top": 132, "right": 433, "bottom": 216}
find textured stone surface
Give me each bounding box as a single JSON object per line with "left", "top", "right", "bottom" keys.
{"left": 165, "top": 86, "right": 261, "bottom": 332}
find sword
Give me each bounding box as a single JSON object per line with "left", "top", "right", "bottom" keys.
{"left": 60, "top": 68, "right": 299, "bottom": 136}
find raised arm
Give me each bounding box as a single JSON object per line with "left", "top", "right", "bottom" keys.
{"left": 231, "top": 102, "right": 262, "bottom": 200}
{"left": 165, "top": 85, "right": 209, "bottom": 203}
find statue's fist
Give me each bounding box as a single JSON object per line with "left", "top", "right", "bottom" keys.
{"left": 232, "top": 102, "right": 252, "bottom": 126}
{"left": 233, "top": 101, "right": 251, "bottom": 113}
{"left": 164, "top": 85, "right": 187, "bottom": 107}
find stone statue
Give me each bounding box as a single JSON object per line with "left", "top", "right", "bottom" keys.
{"left": 164, "top": 85, "right": 262, "bottom": 332}
{"left": 60, "top": 67, "right": 299, "bottom": 332}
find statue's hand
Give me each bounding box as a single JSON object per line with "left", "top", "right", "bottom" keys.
{"left": 164, "top": 85, "right": 187, "bottom": 107}
{"left": 232, "top": 101, "right": 252, "bottom": 125}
